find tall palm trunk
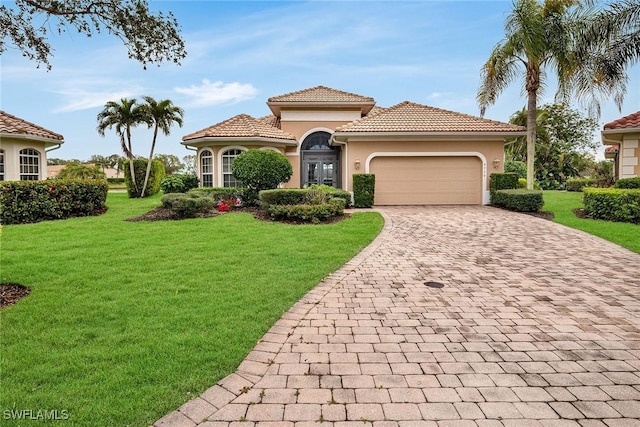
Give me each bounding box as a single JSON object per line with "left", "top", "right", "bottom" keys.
{"left": 141, "top": 125, "right": 159, "bottom": 198}
{"left": 526, "top": 91, "right": 537, "bottom": 191}
{"left": 126, "top": 126, "right": 138, "bottom": 196}
{"left": 525, "top": 64, "right": 540, "bottom": 191}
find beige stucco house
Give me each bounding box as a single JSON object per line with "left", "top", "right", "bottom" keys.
{"left": 0, "top": 111, "right": 64, "bottom": 181}
{"left": 602, "top": 111, "right": 640, "bottom": 180}
{"left": 182, "top": 86, "right": 525, "bottom": 205}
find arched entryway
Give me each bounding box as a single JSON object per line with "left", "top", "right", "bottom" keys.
{"left": 300, "top": 131, "right": 340, "bottom": 188}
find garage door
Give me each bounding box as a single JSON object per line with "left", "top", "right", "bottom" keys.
{"left": 369, "top": 156, "right": 483, "bottom": 205}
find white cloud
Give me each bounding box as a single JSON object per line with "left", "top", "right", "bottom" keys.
{"left": 174, "top": 80, "right": 258, "bottom": 107}
{"left": 52, "top": 89, "right": 140, "bottom": 113}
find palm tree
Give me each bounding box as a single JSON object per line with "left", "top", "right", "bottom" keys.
{"left": 477, "top": 0, "right": 589, "bottom": 190}
{"left": 139, "top": 97, "right": 184, "bottom": 197}
{"left": 97, "top": 98, "right": 146, "bottom": 194}
{"left": 572, "top": 0, "right": 639, "bottom": 117}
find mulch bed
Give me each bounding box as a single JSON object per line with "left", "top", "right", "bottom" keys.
{"left": 0, "top": 283, "right": 31, "bottom": 309}
{"left": 125, "top": 206, "right": 349, "bottom": 225}
{"left": 523, "top": 210, "right": 555, "bottom": 221}
{"left": 573, "top": 208, "right": 590, "bottom": 219}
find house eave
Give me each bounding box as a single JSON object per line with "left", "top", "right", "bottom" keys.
{"left": 181, "top": 136, "right": 298, "bottom": 148}
{"left": 267, "top": 101, "right": 376, "bottom": 117}
{"left": 601, "top": 127, "right": 640, "bottom": 144}
{"left": 332, "top": 131, "right": 527, "bottom": 142}
{"left": 0, "top": 132, "right": 65, "bottom": 146}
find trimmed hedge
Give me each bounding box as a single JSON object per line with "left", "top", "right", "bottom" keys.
{"left": 189, "top": 187, "right": 257, "bottom": 205}
{"left": 260, "top": 189, "right": 309, "bottom": 208}
{"left": 107, "top": 177, "right": 125, "bottom": 184}
{"left": 353, "top": 174, "right": 375, "bottom": 208}
{"left": 583, "top": 188, "right": 640, "bottom": 224}
{"left": 492, "top": 189, "right": 544, "bottom": 212}
{"left": 160, "top": 174, "right": 200, "bottom": 194}
{"left": 566, "top": 178, "right": 597, "bottom": 192}
{"left": 490, "top": 173, "right": 518, "bottom": 192}
{"left": 267, "top": 198, "right": 345, "bottom": 224}
{"left": 614, "top": 177, "right": 640, "bottom": 189}
{"left": 0, "top": 179, "right": 108, "bottom": 225}
{"left": 160, "top": 192, "right": 215, "bottom": 218}
{"left": 123, "top": 159, "right": 165, "bottom": 198}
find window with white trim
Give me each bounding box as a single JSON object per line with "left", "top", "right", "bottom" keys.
{"left": 19, "top": 148, "right": 40, "bottom": 180}
{"left": 0, "top": 149, "right": 4, "bottom": 181}
{"left": 200, "top": 149, "right": 213, "bottom": 187}
{"left": 222, "top": 148, "right": 243, "bottom": 187}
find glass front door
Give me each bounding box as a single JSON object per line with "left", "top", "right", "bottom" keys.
{"left": 302, "top": 155, "right": 339, "bottom": 187}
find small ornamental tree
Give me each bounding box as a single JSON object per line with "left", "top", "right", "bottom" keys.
{"left": 57, "top": 163, "right": 107, "bottom": 180}
{"left": 231, "top": 150, "right": 292, "bottom": 199}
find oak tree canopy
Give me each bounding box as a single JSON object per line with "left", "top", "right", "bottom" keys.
{"left": 0, "top": 0, "right": 187, "bottom": 70}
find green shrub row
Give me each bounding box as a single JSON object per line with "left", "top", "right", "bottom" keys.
{"left": 614, "top": 177, "right": 640, "bottom": 189}
{"left": 0, "top": 179, "right": 108, "bottom": 225}
{"left": 353, "top": 174, "right": 375, "bottom": 208}
{"left": 189, "top": 187, "right": 257, "bottom": 206}
{"left": 267, "top": 198, "right": 345, "bottom": 224}
{"left": 107, "top": 177, "right": 125, "bottom": 184}
{"left": 517, "top": 178, "right": 540, "bottom": 190}
{"left": 259, "top": 186, "right": 352, "bottom": 209}
{"left": 566, "top": 178, "right": 597, "bottom": 192}
{"left": 160, "top": 174, "right": 199, "bottom": 193}
{"left": 161, "top": 193, "right": 215, "bottom": 218}
{"left": 583, "top": 188, "right": 640, "bottom": 224}
{"left": 492, "top": 189, "right": 544, "bottom": 212}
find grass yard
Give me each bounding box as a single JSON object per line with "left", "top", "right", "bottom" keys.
{"left": 543, "top": 190, "right": 640, "bottom": 254}
{"left": 0, "top": 193, "right": 383, "bottom": 426}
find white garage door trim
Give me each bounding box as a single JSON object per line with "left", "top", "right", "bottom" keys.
{"left": 365, "top": 151, "right": 489, "bottom": 205}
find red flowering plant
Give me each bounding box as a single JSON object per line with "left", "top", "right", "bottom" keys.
{"left": 216, "top": 198, "right": 241, "bottom": 212}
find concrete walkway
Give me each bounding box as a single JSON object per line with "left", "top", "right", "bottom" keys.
{"left": 155, "top": 206, "right": 640, "bottom": 427}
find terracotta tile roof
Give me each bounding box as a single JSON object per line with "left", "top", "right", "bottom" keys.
{"left": 0, "top": 110, "right": 64, "bottom": 140}
{"left": 603, "top": 111, "right": 640, "bottom": 130}
{"left": 182, "top": 114, "right": 296, "bottom": 141}
{"left": 366, "top": 105, "right": 387, "bottom": 117}
{"left": 268, "top": 86, "right": 375, "bottom": 103}
{"left": 605, "top": 145, "right": 619, "bottom": 153}
{"left": 335, "top": 101, "right": 525, "bottom": 133}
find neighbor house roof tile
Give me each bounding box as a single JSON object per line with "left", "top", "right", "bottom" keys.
{"left": 0, "top": 110, "right": 64, "bottom": 140}
{"left": 268, "top": 86, "right": 375, "bottom": 103}
{"left": 603, "top": 111, "right": 640, "bottom": 130}
{"left": 182, "top": 114, "right": 296, "bottom": 141}
{"left": 335, "top": 101, "right": 525, "bottom": 133}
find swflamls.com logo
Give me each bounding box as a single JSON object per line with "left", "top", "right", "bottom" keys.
{"left": 3, "top": 409, "right": 69, "bottom": 420}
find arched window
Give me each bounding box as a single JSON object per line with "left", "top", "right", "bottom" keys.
{"left": 0, "top": 149, "right": 4, "bottom": 181}
{"left": 200, "top": 149, "right": 213, "bottom": 187}
{"left": 301, "top": 131, "right": 334, "bottom": 151}
{"left": 19, "top": 148, "right": 40, "bottom": 180}
{"left": 221, "top": 148, "right": 244, "bottom": 187}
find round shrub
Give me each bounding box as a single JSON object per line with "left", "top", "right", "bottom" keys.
{"left": 231, "top": 150, "right": 292, "bottom": 193}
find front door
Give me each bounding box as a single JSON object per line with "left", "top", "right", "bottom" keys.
{"left": 302, "top": 154, "right": 339, "bottom": 187}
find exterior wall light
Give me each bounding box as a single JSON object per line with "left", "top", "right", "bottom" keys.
{"left": 354, "top": 159, "right": 361, "bottom": 170}
{"left": 493, "top": 158, "right": 501, "bottom": 169}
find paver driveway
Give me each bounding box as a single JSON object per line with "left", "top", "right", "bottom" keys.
{"left": 156, "top": 206, "right": 640, "bottom": 427}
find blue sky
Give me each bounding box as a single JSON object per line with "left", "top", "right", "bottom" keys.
{"left": 2, "top": 0, "right": 639, "bottom": 162}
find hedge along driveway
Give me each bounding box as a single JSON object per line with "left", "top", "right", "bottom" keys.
{"left": 0, "top": 193, "right": 384, "bottom": 426}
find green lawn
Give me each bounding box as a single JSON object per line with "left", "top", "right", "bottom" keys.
{"left": 0, "top": 193, "right": 383, "bottom": 426}
{"left": 543, "top": 190, "right": 640, "bottom": 254}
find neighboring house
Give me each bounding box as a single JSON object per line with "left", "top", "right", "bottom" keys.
{"left": 602, "top": 111, "right": 640, "bottom": 180}
{"left": 182, "top": 86, "right": 525, "bottom": 205}
{"left": 47, "top": 164, "right": 121, "bottom": 179}
{"left": 0, "top": 111, "right": 64, "bottom": 181}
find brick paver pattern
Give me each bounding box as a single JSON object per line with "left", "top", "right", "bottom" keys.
{"left": 155, "top": 206, "right": 640, "bottom": 427}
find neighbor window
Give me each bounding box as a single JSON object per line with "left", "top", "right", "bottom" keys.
{"left": 200, "top": 149, "right": 213, "bottom": 187}
{"left": 0, "top": 149, "right": 4, "bottom": 181}
{"left": 19, "top": 148, "right": 40, "bottom": 180}
{"left": 221, "top": 148, "right": 244, "bottom": 187}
